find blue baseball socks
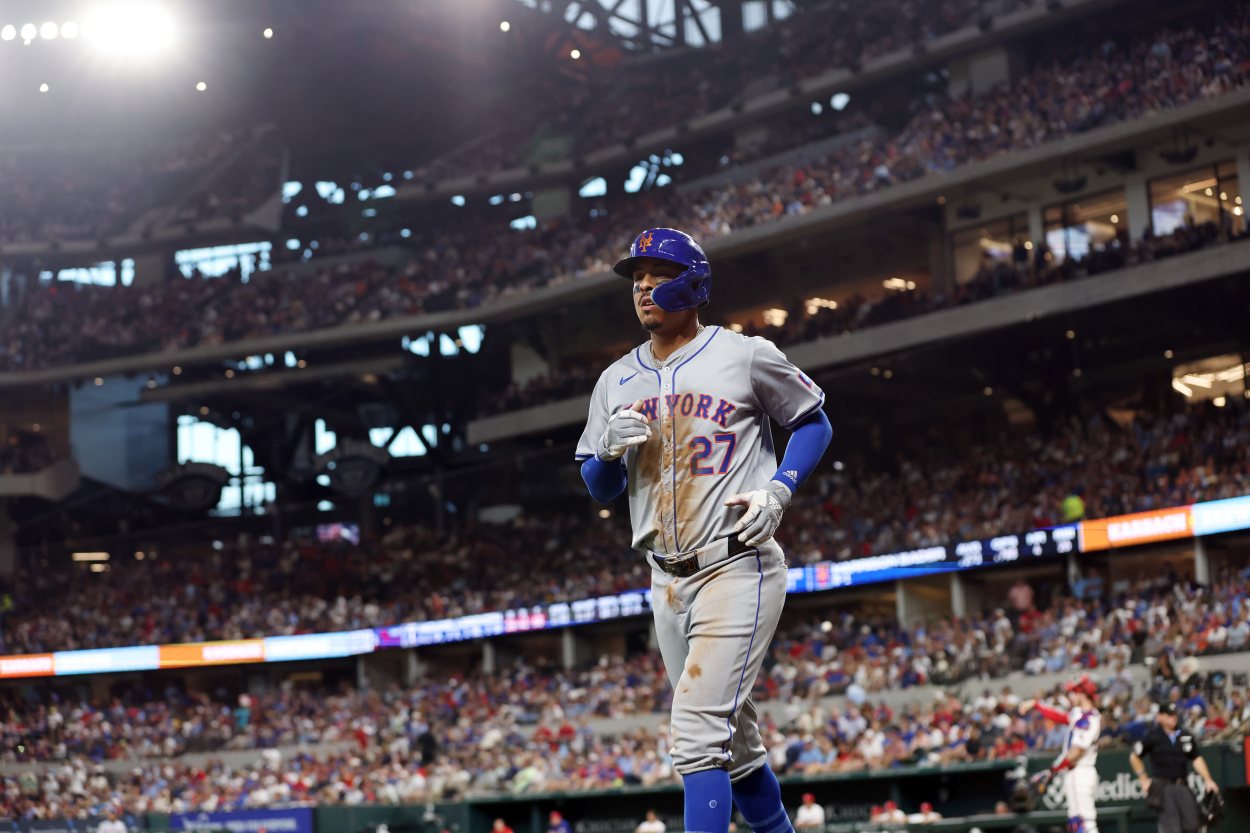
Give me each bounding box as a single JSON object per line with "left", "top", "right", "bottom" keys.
{"left": 683, "top": 769, "right": 732, "bottom": 833}
{"left": 731, "top": 764, "right": 796, "bottom": 833}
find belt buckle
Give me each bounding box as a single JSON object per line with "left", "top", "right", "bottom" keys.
{"left": 661, "top": 551, "right": 700, "bottom": 578}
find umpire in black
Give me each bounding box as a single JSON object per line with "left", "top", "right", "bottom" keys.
{"left": 1129, "top": 703, "right": 1220, "bottom": 833}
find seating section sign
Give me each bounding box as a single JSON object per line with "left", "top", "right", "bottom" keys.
{"left": 168, "top": 808, "right": 314, "bottom": 833}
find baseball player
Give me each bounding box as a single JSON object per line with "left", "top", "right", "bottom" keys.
{"left": 577, "top": 229, "right": 832, "bottom": 833}
{"left": 1019, "top": 675, "right": 1102, "bottom": 833}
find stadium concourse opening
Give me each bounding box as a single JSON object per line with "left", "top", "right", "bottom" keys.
{"left": 2, "top": 0, "right": 1250, "bottom": 829}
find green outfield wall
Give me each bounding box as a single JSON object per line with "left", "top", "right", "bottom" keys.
{"left": 137, "top": 741, "right": 1248, "bottom": 833}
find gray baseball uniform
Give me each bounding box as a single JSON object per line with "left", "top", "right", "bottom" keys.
{"left": 576, "top": 325, "right": 825, "bottom": 779}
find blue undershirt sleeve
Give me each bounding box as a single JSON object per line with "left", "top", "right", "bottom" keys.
{"left": 771, "top": 409, "right": 832, "bottom": 492}
{"left": 580, "top": 455, "right": 628, "bottom": 503}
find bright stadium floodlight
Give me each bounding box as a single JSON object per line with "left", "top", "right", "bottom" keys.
{"left": 1, "top": 25, "right": 15, "bottom": 41}
{"left": 40, "top": 21, "right": 58, "bottom": 39}
{"left": 20, "top": 23, "right": 36, "bottom": 42}
{"left": 82, "top": 2, "right": 177, "bottom": 59}
{"left": 61, "top": 20, "right": 79, "bottom": 39}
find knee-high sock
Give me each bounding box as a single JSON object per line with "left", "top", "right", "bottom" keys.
{"left": 731, "top": 764, "right": 795, "bottom": 833}
{"left": 684, "top": 769, "right": 733, "bottom": 833}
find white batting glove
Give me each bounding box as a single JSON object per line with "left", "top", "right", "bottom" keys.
{"left": 725, "top": 481, "right": 792, "bottom": 546}
{"left": 597, "top": 399, "right": 652, "bottom": 461}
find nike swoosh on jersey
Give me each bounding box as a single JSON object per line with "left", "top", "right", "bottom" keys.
{"left": 619, "top": 372, "right": 639, "bottom": 385}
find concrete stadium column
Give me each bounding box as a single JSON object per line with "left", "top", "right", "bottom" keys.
{"left": 482, "top": 640, "right": 497, "bottom": 675}
{"left": 896, "top": 578, "right": 951, "bottom": 626}
{"left": 1125, "top": 174, "right": 1151, "bottom": 241}
{"left": 1194, "top": 537, "right": 1211, "bottom": 586}
{"left": 1027, "top": 205, "right": 1044, "bottom": 248}
{"left": 129, "top": 251, "right": 169, "bottom": 287}
{"left": 951, "top": 573, "right": 968, "bottom": 618}
{"left": 948, "top": 47, "right": 1010, "bottom": 98}
{"left": 511, "top": 342, "right": 551, "bottom": 387}
{"left": 1237, "top": 149, "right": 1250, "bottom": 206}
{"left": 532, "top": 187, "right": 572, "bottom": 222}
{"left": 929, "top": 226, "right": 954, "bottom": 296}
{"left": 0, "top": 500, "right": 15, "bottom": 575}
{"left": 403, "top": 650, "right": 422, "bottom": 687}
{"left": 562, "top": 629, "right": 576, "bottom": 670}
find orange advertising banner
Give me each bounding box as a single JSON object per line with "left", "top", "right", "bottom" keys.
{"left": 0, "top": 654, "right": 55, "bottom": 678}
{"left": 159, "top": 640, "right": 265, "bottom": 668}
{"left": 1079, "top": 505, "right": 1193, "bottom": 552}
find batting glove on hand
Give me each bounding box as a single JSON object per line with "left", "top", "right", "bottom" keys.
{"left": 1029, "top": 771, "right": 1053, "bottom": 790}
{"left": 725, "top": 481, "right": 792, "bottom": 547}
{"left": 597, "top": 400, "right": 651, "bottom": 461}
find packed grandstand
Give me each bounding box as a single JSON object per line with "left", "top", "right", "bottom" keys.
{"left": 1, "top": 0, "right": 1248, "bottom": 371}
{"left": 1, "top": 0, "right": 1249, "bottom": 829}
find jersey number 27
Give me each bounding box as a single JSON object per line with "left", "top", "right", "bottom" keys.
{"left": 690, "top": 433, "right": 736, "bottom": 475}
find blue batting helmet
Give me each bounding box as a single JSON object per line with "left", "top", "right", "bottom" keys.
{"left": 612, "top": 227, "right": 711, "bottom": 312}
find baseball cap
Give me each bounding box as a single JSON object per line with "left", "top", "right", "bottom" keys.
{"left": 1158, "top": 702, "right": 1179, "bottom": 716}
{"left": 802, "top": 793, "right": 815, "bottom": 802}
{"left": 920, "top": 803, "right": 933, "bottom": 812}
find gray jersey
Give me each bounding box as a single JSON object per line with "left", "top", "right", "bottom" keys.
{"left": 576, "top": 326, "right": 825, "bottom": 555}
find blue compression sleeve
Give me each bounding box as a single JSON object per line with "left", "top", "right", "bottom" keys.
{"left": 772, "top": 409, "right": 832, "bottom": 492}
{"left": 580, "top": 455, "right": 628, "bottom": 503}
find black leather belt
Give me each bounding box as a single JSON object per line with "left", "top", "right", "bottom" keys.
{"left": 656, "top": 535, "right": 754, "bottom": 578}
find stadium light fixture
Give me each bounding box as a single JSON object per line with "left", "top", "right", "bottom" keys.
{"left": 20, "top": 23, "right": 36, "bottom": 42}
{"left": 40, "top": 21, "right": 58, "bottom": 39}
{"left": 499, "top": 20, "right": 510, "bottom": 32}
{"left": 570, "top": 48, "right": 581, "bottom": 59}
{"left": 0, "top": 25, "right": 14, "bottom": 41}
{"left": 72, "top": 552, "right": 110, "bottom": 562}
{"left": 263, "top": 27, "right": 273, "bottom": 39}
{"left": 195, "top": 80, "right": 206, "bottom": 91}
{"left": 82, "top": 2, "right": 177, "bottom": 59}
{"left": 38, "top": 82, "right": 49, "bottom": 92}
{"left": 61, "top": 20, "right": 79, "bottom": 39}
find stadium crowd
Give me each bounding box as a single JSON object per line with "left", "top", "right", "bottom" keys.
{"left": 3, "top": 393, "right": 1250, "bottom": 654}
{"left": 479, "top": 213, "right": 1239, "bottom": 416}
{"left": 0, "top": 130, "right": 265, "bottom": 246}
{"left": 411, "top": 0, "right": 1030, "bottom": 181}
{"left": 2, "top": 1, "right": 1248, "bottom": 371}
{"left": 0, "top": 568, "right": 1246, "bottom": 818}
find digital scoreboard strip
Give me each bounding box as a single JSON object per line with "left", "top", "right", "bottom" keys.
{"left": 5, "top": 494, "right": 1245, "bottom": 679}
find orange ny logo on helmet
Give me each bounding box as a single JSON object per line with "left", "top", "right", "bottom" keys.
{"left": 637, "top": 231, "right": 654, "bottom": 252}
